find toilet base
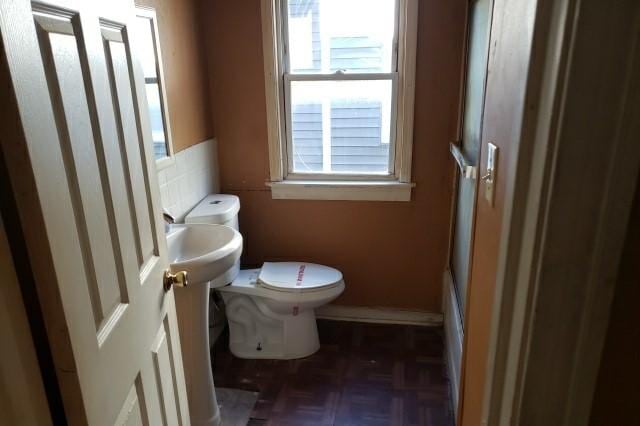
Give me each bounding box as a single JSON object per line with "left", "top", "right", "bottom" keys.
{"left": 222, "top": 294, "right": 321, "bottom": 360}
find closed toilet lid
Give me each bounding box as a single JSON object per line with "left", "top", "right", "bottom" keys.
{"left": 258, "top": 262, "right": 343, "bottom": 292}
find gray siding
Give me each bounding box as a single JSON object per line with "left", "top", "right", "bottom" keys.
{"left": 290, "top": 101, "right": 389, "bottom": 173}
{"left": 287, "top": 0, "right": 389, "bottom": 173}
{"left": 330, "top": 37, "right": 383, "bottom": 73}
{"left": 331, "top": 101, "right": 388, "bottom": 172}
{"left": 291, "top": 103, "right": 323, "bottom": 172}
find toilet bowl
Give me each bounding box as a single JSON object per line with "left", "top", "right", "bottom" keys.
{"left": 218, "top": 262, "right": 345, "bottom": 359}
{"left": 184, "top": 195, "right": 346, "bottom": 360}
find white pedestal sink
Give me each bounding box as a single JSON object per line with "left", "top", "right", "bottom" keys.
{"left": 166, "top": 224, "right": 243, "bottom": 426}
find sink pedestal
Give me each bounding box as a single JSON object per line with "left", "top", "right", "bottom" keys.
{"left": 174, "top": 283, "right": 221, "bottom": 426}
{"left": 165, "top": 223, "right": 243, "bottom": 426}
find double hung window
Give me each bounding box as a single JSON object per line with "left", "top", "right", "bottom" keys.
{"left": 262, "top": 0, "right": 418, "bottom": 201}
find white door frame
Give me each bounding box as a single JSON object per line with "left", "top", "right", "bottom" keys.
{"left": 480, "top": 0, "right": 640, "bottom": 424}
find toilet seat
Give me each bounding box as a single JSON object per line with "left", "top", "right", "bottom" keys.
{"left": 258, "top": 262, "right": 342, "bottom": 293}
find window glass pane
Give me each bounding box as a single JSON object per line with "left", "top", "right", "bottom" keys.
{"left": 287, "top": 0, "right": 396, "bottom": 74}
{"left": 291, "top": 102, "right": 323, "bottom": 172}
{"left": 133, "top": 16, "right": 157, "bottom": 78}
{"left": 290, "top": 79, "right": 392, "bottom": 174}
{"left": 145, "top": 83, "right": 167, "bottom": 160}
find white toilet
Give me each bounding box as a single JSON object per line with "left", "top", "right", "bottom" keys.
{"left": 185, "top": 194, "right": 345, "bottom": 360}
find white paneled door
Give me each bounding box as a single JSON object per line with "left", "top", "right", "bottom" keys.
{"left": 0, "top": 0, "right": 190, "bottom": 424}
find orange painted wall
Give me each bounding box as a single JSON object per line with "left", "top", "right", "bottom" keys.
{"left": 136, "top": 0, "right": 212, "bottom": 152}
{"left": 202, "top": 0, "right": 466, "bottom": 311}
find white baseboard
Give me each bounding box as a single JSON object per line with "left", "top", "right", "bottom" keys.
{"left": 315, "top": 304, "right": 443, "bottom": 326}
{"left": 443, "top": 269, "right": 463, "bottom": 422}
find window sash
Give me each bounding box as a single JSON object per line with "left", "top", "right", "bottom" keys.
{"left": 283, "top": 72, "right": 398, "bottom": 177}
{"left": 279, "top": 0, "right": 401, "bottom": 178}
{"left": 280, "top": 0, "right": 401, "bottom": 76}
{"left": 285, "top": 72, "right": 396, "bottom": 82}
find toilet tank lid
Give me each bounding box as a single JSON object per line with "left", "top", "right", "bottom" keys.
{"left": 258, "top": 262, "right": 343, "bottom": 292}
{"left": 185, "top": 194, "right": 240, "bottom": 224}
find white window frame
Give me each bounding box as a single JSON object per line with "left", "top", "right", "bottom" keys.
{"left": 261, "top": 0, "right": 418, "bottom": 201}
{"left": 135, "top": 6, "right": 175, "bottom": 171}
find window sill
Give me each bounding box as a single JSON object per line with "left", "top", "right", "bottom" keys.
{"left": 267, "top": 180, "right": 415, "bottom": 202}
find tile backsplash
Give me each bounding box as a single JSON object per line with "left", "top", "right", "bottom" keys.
{"left": 157, "top": 138, "right": 219, "bottom": 222}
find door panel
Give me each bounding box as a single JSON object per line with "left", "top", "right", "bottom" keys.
{"left": 102, "top": 24, "right": 156, "bottom": 267}
{"left": 0, "top": 0, "right": 189, "bottom": 424}
{"left": 450, "top": 0, "right": 492, "bottom": 315}
{"left": 151, "top": 318, "right": 183, "bottom": 426}
{"left": 35, "top": 12, "right": 132, "bottom": 336}
{"left": 114, "top": 379, "right": 147, "bottom": 426}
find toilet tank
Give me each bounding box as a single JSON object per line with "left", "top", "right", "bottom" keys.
{"left": 185, "top": 194, "right": 240, "bottom": 230}
{"left": 185, "top": 194, "right": 241, "bottom": 288}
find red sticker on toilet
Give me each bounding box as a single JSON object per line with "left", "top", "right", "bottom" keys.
{"left": 293, "top": 306, "right": 299, "bottom": 316}
{"left": 296, "top": 265, "right": 306, "bottom": 286}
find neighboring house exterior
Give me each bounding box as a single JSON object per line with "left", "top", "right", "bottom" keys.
{"left": 289, "top": 0, "right": 390, "bottom": 173}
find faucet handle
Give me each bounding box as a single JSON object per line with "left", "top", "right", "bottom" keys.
{"left": 162, "top": 208, "right": 175, "bottom": 224}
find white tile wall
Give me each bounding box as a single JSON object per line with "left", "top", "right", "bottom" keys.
{"left": 157, "top": 138, "right": 220, "bottom": 222}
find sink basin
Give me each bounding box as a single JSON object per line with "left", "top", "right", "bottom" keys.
{"left": 166, "top": 223, "right": 242, "bottom": 285}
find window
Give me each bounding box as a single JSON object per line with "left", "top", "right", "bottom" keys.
{"left": 262, "top": 0, "right": 418, "bottom": 201}
{"left": 133, "top": 7, "right": 174, "bottom": 169}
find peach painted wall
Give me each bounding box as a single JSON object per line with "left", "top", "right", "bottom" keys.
{"left": 136, "top": 0, "right": 212, "bottom": 152}
{"left": 203, "top": 0, "right": 466, "bottom": 311}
